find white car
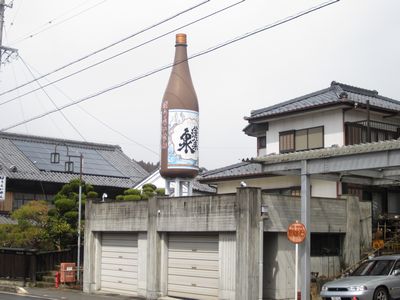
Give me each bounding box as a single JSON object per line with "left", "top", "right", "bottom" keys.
{"left": 320, "top": 255, "right": 400, "bottom": 300}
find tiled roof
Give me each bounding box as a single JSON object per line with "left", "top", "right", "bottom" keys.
{"left": 0, "top": 132, "right": 148, "bottom": 188}
{"left": 246, "top": 81, "right": 400, "bottom": 121}
{"left": 254, "top": 139, "right": 400, "bottom": 164}
{"left": 199, "top": 140, "right": 400, "bottom": 182}
{"left": 199, "top": 161, "right": 264, "bottom": 182}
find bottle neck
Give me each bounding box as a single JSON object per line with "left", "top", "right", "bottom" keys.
{"left": 173, "top": 44, "right": 189, "bottom": 72}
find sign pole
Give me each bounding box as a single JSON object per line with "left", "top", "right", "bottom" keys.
{"left": 287, "top": 220, "right": 306, "bottom": 300}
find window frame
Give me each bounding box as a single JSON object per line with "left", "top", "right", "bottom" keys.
{"left": 279, "top": 126, "right": 324, "bottom": 154}
{"left": 257, "top": 136, "right": 266, "bottom": 150}
{"left": 279, "top": 130, "right": 295, "bottom": 153}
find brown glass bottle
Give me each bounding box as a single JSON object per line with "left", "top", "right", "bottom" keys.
{"left": 160, "top": 33, "right": 199, "bottom": 179}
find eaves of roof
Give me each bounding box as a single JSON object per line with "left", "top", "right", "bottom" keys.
{"left": 254, "top": 139, "right": 400, "bottom": 165}
{"left": 245, "top": 81, "right": 400, "bottom": 123}
{"left": 199, "top": 140, "right": 400, "bottom": 182}
{"left": 198, "top": 161, "right": 266, "bottom": 183}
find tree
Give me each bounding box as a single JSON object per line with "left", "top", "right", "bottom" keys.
{"left": 0, "top": 179, "right": 98, "bottom": 250}
{"left": 50, "top": 179, "right": 98, "bottom": 249}
{"left": 116, "top": 184, "right": 165, "bottom": 201}
{"left": 0, "top": 200, "right": 52, "bottom": 249}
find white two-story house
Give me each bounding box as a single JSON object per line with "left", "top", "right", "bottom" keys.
{"left": 200, "top": 81, "right": 400, "bottom": 229}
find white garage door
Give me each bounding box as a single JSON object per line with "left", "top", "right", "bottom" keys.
{"left": 100, "top": 233, "right": 138, "bottom": 295}
{"left": 168, "top": 234, "right": 219, "bottom": 300}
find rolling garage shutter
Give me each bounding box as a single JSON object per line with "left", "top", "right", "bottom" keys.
{"left": 100, "top": 233, "right": 138, "bottom": 295}
{"left": 168, "top": 234, "right": 219, "bottom": 300}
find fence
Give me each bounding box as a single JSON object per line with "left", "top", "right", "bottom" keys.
{"left": 0, "top": 246, "right": 82, "bottom": 284}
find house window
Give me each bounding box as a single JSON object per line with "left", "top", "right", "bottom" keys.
{"left": 279, "top": 126, "right": 324, "bottom": 153}
{"left": 279, "top": 131, "right": 295, "bottom": 153}
{"left": 12, "top": 192, "right": 54, "bottom": 210}
{"left": 257, "top": 136, "right": 266, "bottom": 150}
{"left": 311, "top": 233, "right": 343, "bottom": 256}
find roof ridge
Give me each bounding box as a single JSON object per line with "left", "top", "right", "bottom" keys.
{"left": 0, "top": 131, "right": 120, "bottom": 151}
{"left": 200, "top": 161, "right": 251, "bottom": 177}
{"left": 246, "top": 86, "right": 335, "bottom": 119}
{"left": 331, "top": 81, "right": 379, "bottom": 97}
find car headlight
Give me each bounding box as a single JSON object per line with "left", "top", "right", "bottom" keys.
{"left": 348, "top": 286, "right": 367, "bottom": 292}
{"left": 321, "top": 285, "right": 328, "bottom": 291}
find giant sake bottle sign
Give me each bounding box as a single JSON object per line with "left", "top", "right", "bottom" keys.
{"left": 167, "top": 109, "right": 199, "bottom": 169}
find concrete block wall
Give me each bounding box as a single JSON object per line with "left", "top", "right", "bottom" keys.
{"left": 83, "top": 190, "right": 370, "bottom": 300}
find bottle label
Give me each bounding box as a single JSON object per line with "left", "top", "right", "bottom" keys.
{"left": 167, "top": 109, "right": 199, "bottom": 170}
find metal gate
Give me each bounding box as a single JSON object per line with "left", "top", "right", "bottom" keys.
{"left": 168, "top": 234, "right": 219, "bottom": 300}
{"left": 100, "top": 233, "right": 138, "bottom": 295}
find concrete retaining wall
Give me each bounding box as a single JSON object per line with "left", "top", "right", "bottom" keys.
{"left": 83, "top": 188, "right": 370, "bottom": 300}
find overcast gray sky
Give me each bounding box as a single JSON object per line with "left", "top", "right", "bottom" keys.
{"left": 1, "top": 0, "right": 399, "bottom": 170}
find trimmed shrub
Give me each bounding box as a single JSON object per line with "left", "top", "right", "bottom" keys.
{"left": 124, "top": 188, "right": 141, "bottom": 195}
{"left": 86, "top": 191, "right": 98, "bottom": 198}
{"left": 55, "top": 198, "right": 76, "bottom": 214}
{"left": 64, "top": 211, "right": 78, "bottom": 224}
{"left": 48, "top": 208, "right": 58, "bottom": 217}
{"left": 116, "top": 195, "right": 124, "bottom": 201}
{"left": 156, "top": 188, "right": 165, "bottom": 196}
{"left": 142, "top": 183, "right": 157, "bottom": 191}
{"left": 124, "top": 194, "right": 141, "bottom": 201}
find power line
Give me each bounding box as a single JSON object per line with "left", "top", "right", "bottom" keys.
{"left": 25, "top": 59, "right": 159, "bottom": 156}
{"left": 10, "top": 54, "right": 29, "bottom": 134}
{"left": 0, "top": 0, "right": 210, "bottom": 97}
{"left": 19, "top": 56, "right": 87, "bottom": 141}
{"left": 9, "top": 0, "right": 108, "bottom": 45}
{"left": 0, "top": 0, "right": 244, "bottom": 107}
{"left": 16, "top": 54, "right": 66, "bottom": 137}
{"left": 0, "top": 0, "right": 340, "bottom": 132}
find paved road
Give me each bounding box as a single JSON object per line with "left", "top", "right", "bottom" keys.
{"left": 0, "top": 292, "right": 57, "bottom": 300}
{"left": 0, "top": 288, "right": 144, "bottom": 300}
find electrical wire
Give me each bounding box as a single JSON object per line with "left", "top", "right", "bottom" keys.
{"left": 9, "top": 0, "right": 108, "bottom": 45}
{"left": 0, "top": 0, "right": 244, "bottom": 107}
{"left": 0, "top": 0, "right": 210, "bottom": 97}
{"left": 20, "top": 56, "right": 87, "bottom": 141}
{"left": 16, "top": 55, "right": 66, "bottom": 137}
{"left": 10, "top": 58, "right": 29, "bottom": 134}
{"left": 26, "top": 61, "right": 159, "bottom": 156}
{"left": 0, "top": 0, "right": 340, "bottom": 132}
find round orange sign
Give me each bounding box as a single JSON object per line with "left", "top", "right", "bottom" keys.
{"left": 287, "top": 221, "right": 307, "bottom": 244}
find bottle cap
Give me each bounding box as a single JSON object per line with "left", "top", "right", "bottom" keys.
{"left": 176, "top": 33, "right": 187, "bottom": 45}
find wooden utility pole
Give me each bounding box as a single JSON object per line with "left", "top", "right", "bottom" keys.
{"left": 0, "top": 0, "right": 18, "bottom": 70}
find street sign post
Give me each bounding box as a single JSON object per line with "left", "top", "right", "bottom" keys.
{"left": 288, "top": 221, "right": 307, "bottom": 300}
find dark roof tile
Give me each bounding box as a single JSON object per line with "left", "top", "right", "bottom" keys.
{"left": 246, "top": 81, "right": 400, "bottom": 121}
{"left": 0, "top": 132, "right": 148, "bottom": 188}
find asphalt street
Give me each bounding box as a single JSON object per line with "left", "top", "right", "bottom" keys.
{"left": 0, "top": 291, "right": 57, "bottom": 300}
{"left": 0, "top": 288, "right": 145, "bottom": 300}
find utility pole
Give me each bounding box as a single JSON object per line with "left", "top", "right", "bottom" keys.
{"left": 0, "top": 0, "right": 18, "bottom": 70}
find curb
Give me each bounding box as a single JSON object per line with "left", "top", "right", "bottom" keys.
{"left": 0, "top": 285, "right": 18, "bottom": 293}
{"left": 0, "top": 285, "right": 28, "bottom": 294}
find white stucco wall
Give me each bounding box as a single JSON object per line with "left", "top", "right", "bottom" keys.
{"left": 266, "top": 109, "right": 344, "bottom": 155}
{"left": 216, "top": 176, "right": 337, "bottom": 198}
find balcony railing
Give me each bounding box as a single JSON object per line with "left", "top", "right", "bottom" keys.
{"left": 345, "top": 120, "right": 400, "bottom": 145}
